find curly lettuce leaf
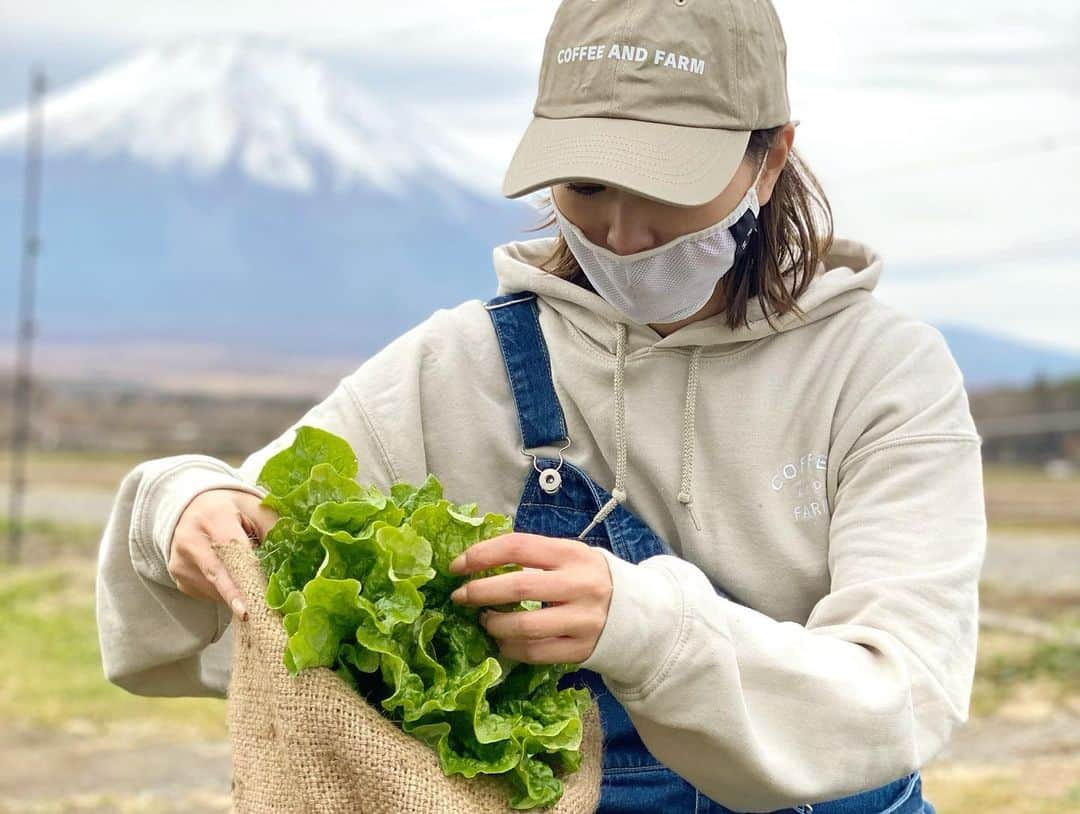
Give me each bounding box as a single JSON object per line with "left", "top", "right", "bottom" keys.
{"left": 253, "top": 425, "right": 590, "bottom": 810}
{"left": 258, "top": 425, "right": 358, "bottom": 496}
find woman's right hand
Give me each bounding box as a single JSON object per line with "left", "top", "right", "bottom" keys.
{"left": 167, "top": 488, "right": 279, "bottom": 621}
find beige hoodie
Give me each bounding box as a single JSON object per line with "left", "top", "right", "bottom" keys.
{"left": 95, "top": 234, "right": 986, "bottom": 812}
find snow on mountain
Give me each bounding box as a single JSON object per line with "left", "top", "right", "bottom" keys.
{"left": 0, "top": 34, "right": 538, "bottom": 359}
{"left": 0, "top": 35, "right": 497, "bottom": 199}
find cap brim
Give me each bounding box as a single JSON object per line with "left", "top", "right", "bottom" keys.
{"left": 502, "top": 115, "right": 753, "bottom": 208}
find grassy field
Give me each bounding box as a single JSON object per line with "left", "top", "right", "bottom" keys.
{"left": 0, "top": 560, "right": 228, "bottom": 740}
{"left": 923, "top": 760, "right": 1080, "bottom": 814}
{"left": 984, "top": 462, "right": 1080, "bottom": 527}
{"left": 0, "top": 453, "right": 1077, "bottom": 811}
{"left": 0, "top": 450, "right": 152, "bottom": 490}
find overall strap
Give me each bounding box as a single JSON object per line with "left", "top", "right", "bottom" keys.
{"left": 483, "top": 292, "right": 569, "bottom": 451}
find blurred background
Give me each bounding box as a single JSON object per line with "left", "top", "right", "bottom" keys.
{"left": 1, "top": 1, "right": 1078, "bottom": 811}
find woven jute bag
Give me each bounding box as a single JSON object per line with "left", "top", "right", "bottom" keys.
{"left": 213, "top": 539, "right": 603, "bottom": 814}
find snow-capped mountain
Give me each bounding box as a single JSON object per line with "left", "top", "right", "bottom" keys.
{"left": 0, "top": 36, "right": 541, "bottom": 359}
{"left": 0, "top": 35, "right": 501, "bottom": 202}
{"left": 0, "top": 35, "right": 1076, "bottom": 391}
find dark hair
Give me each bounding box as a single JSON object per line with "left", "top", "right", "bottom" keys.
{"left": 521, "top": 124, "right": 835, "bottom": 331}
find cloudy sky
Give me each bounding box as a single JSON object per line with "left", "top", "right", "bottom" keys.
{"left": 2, "top": 0, "right": 1079, "bottom": 350}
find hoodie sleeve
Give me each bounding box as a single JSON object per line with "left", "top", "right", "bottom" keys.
{"left": 577, "top": 322, "right": 987, "bottom": 812}
{"left": 95, "top": 369, "right": 404, "bottom": 698}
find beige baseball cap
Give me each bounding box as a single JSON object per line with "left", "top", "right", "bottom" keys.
{"left": 502, "top": 0, "right": 797, "bottom": 208}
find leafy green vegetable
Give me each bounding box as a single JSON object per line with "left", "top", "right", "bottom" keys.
{"left": 253, "top": 426, "right": 591, "bottom": 810}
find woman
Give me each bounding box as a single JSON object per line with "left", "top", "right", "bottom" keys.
{"left": 96, "top": 1, "right": 984, "bottom": 812}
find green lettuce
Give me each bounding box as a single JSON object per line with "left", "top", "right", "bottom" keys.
{"left": 253, "top": 425, "right": 591, "bottom": 810}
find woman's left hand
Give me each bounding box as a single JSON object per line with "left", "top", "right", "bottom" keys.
{"left": 448, "top": 532, "right": 613, "bottom": 665}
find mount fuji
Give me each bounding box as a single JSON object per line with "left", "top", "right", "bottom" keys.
{"left": 1, "top": 36, "right": 1077, "bottom": 393}
{"left": 0, "top": 36, "right": 542, "bottom": 358}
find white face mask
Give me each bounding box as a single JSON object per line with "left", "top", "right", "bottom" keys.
{"left": 552, "top": 157, "right": 769, "bottom": 326}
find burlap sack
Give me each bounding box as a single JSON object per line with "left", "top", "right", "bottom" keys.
{"left": 213, "top": 539, "right": 603, "bottom": 814}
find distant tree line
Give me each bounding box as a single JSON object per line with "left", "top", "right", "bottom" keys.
{"left": 2, "top": 373, "right": 1079, "bottom": 468}
{"left": 971, "top": 374, "right": 1080, "bottom": 466}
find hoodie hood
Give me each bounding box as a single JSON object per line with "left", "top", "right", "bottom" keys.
{"left": 490, "top": 234, "right": 885, "bottom": 532}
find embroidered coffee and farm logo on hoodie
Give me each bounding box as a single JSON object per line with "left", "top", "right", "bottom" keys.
{"left": 770, "top": 452, "right": 829, "bottom": 523}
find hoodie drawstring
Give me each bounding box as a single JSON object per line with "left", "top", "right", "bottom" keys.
{"left": 577, "top": 322, "right": 703, "bottom": 539}
{"left": 678, "top": 346, "right": 704, "bottom": 531}
{"left": 577, "top": 322, "right": 628, "bottom": 540}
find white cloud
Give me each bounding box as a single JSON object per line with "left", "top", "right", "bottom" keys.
{"left": 1, "top": 2, "right": 562, "bottom": 68}
{"left": 879, "top": 253, "right": 1080, "bottom": 353}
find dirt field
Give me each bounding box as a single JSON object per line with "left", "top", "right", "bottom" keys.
{"left": 0, "top": 453, "right": 1077, "bottom": 813}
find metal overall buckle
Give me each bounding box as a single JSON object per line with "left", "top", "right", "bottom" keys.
{"left": 520, "top": 435, "right": 572, "bottom": 495}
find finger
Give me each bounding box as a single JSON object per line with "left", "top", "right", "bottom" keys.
{"left": 205, "top": 496, "right": 268, "bottom": 548}
{"left": 240, "top": 496, "right": 280, "bottom": 542}
{"left": 496, "top": 636, "right": 586, "bottom": 665}
{"left": 236, "top": 510, "right": 264, "bottom": 548}
{"left": 449, "top": 533, "right": 585, "bottom": 575}
{"left": 192, "top": 529, "right": 249, "bottom": 620}
{"left": 450, "top": 568, "right": 583, "bottom": 606}
{"left": 168, "top": 533, "right": 219, "bottom": 601}
{"left": 254, "top": 504, "right": 280, "bottom": 539}
{"left": 170, "top": 568, "right": 219, "bottom": 603}
{"left": 481, "top": 605, "right": 596, "bottom": 641}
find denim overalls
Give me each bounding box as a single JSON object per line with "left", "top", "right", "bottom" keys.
{"left": 484, "top": 291, "right": 937, "bottom": 814}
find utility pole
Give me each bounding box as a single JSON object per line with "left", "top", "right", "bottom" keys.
{"left": 7, "top": 66, "right": 46, "bottom": 565}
